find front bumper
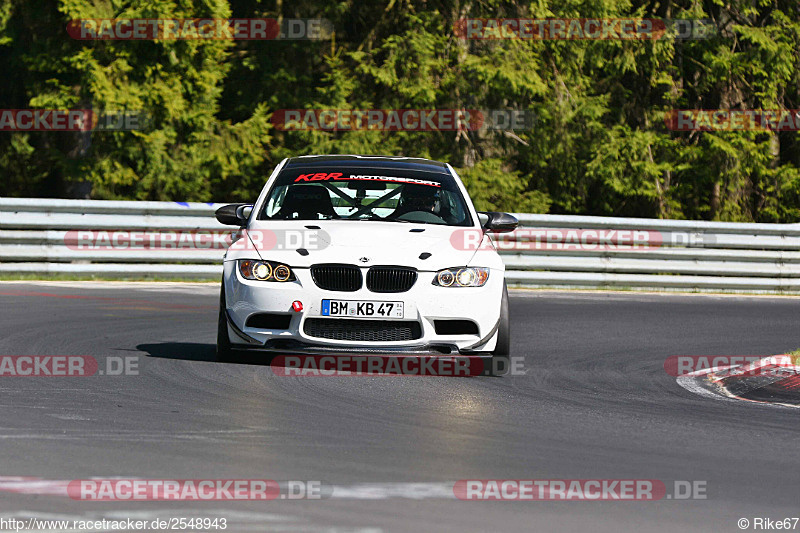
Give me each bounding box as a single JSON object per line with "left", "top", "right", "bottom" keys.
{"left": 222, "top": 260, "right": 504, "bottom": 354}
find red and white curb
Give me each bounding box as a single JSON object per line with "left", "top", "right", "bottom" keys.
{"left": 676, "top": 355, "right": 800, "bottom": 408}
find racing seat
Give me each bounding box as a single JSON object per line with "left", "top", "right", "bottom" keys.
{"left": 275, "top": 185, "right": 338, "bottom": 220}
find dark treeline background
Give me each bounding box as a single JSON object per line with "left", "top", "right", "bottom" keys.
{"left": 1, "top": 0, "right": 799, "bottom": 221}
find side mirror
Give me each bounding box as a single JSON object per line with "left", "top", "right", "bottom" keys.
{"left": 215, "top": 204, "right": 253, "bottom": 226}
{"left": 478, "top": 211, "right": 518, "bottom": 233}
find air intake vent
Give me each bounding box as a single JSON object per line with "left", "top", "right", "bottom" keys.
{"left": 311, "top": 264, "right": 362, "bottom": 292}
{"left": 433, "top": 320, "right": 479, "bottom": 335}
{"left": 304, "top": 318, "right": 422, "bottom": 341}
{"left": 245, "top": 313, "right": 292, "bottom": 330}
{"left": 366, "top": 266, "right": 417, "bottom": 293}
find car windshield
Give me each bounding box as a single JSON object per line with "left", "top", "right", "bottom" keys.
{"left": 258, "top": 168, "right": 473, "bottom": 226}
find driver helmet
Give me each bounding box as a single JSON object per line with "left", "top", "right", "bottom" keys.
{"left": 401, "top": 184, "right": 440, "bottom": 213}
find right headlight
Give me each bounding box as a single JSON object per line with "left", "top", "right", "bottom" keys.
{"left": 238, "top": 259, "right": 296, "bottom": 282}
{"left": 432, "top": 267, "right": 489, "bottom": 287}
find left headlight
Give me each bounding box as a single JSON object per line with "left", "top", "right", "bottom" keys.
{"left": 432, "top": 267, "right": 489, "bottom": 287}
{"left": 238, "top": 259, "right": 296, "bottom": 282}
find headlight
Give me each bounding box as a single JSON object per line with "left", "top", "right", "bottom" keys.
{"left": 432, "top": 267, "right": 489, "bottom": 287}
{"left": 273, "top": 264, "right": 292, "bottom": 282}
{"left": 238, "top": 259, "right": 296, "bottom": 282}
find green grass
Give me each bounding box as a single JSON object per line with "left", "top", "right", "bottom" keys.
{"left": 787, "top": 349, "right": 800, "bottom": 366}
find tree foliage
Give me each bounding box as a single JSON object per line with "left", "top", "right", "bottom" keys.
{"left": 1, "top": 0, "right": 799, "bottom": 221}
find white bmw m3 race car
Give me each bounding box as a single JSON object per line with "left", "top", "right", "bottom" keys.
{"left": 215, "top": 155, "right": 517, "bottom": 371}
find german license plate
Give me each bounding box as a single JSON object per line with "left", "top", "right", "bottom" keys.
{"left": 321, "top": 300, "right": 404, "bottom": 318}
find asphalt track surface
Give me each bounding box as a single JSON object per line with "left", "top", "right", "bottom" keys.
{"left": 0, "top": 281, "right": 798, "bottom": 532}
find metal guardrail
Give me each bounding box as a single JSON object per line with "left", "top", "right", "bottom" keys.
{"left": 2, "top": 198, "right": 800, "bottom": 292}
{"left": 0, "top": 198, "right": 226, "bottom": 278}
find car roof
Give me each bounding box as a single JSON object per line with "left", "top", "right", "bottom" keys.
{"left": 284, "top": 155, "right": 450, "bottom": 174}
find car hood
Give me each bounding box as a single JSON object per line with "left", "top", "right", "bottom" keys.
{"left": 238, "top": 220, "right": 491, "bottom": 271}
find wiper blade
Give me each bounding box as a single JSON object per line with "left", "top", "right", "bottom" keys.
{"left": 358, "top": 216, "right": 414, "bottom": 223}
{"left": 348, "top": 214, "right": 385, "bottom": 221}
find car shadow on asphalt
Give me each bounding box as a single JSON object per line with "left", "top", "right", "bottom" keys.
{"left": 136, "top": 342, "right": 272, "bottom": 366}
{"left": 136, "top": 343, "right": 492, "bottom": 376}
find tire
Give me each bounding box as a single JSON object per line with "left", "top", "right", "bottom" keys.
{"left": 217, "top": 280, "right": 236, "bottom": 363}
{"left": 487, "top": 282, "right": 511, "bottom": 376}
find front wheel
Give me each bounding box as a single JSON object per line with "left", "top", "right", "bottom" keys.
{"left": 217, "top": 280, "right": 236, "bottom": 363}
{"left": 485, "top": 282, "right": 510, "bottom": 376}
